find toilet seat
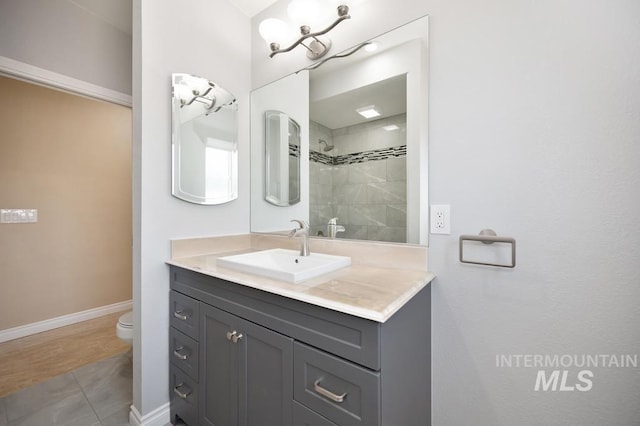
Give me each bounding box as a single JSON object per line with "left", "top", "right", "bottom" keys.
{"left": 116, "top": 311, "right": 133, "bottom": 345}
{"left": 118, "top": 311, "right": 133, "bottom": 328}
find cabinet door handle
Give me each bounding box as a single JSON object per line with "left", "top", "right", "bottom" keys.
{"left": 226, "top": 331, "right": 244, "bottom": 343}
{"left": 173, "top": 346, "right": 189, "bottom": 360}
{"left": 174, "top": 383, "right": 191, "bottom": 399}
{"left": 173, "top": 310, "right": 189, "bottom": 321}
{"left": 313, "top": 379, "right": 347, "bottom": 403}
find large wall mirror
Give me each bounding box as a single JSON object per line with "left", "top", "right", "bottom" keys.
{"left": 250, "top": 16, "right": 428, "bottom": 244}
{"left": 172, "top": 73, "right": 238, "bottom": 205}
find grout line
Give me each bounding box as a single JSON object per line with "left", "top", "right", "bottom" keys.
{"left": 70, "top": 369, "right": 101, "bottom": 423}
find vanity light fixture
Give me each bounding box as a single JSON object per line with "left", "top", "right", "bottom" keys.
{"left": 173, "top": 74, "right": 236, "bottom": 115}
{"left": 259, "top": 0, "right": 351, "bottom": 60}
{"left": 356, "top": 105, "right": 381, "bottom": 119}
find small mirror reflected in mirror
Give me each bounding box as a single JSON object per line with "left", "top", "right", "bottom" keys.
{"left": 265, "top": 110, "right": 301, "bottom": 207}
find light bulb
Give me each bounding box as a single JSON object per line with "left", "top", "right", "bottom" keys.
{"left": 181, "top": 75, "right": 209, "bottom": 96}
{"left": 259, "top": 18, "right": 290, "bottom": 45}
{"left": 364, "top": 41, "right": 378, "bottom": 52}
{"left": 173, "top": 83, "right": 192, "bottom": 104}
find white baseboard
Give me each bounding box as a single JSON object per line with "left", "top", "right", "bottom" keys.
{"left": 129, "top": 403, "right": 171, "bottom": 426}
{"left": 0, "top": 55, "right": 132, "bottom": 107}
{"left": 0, "top": 300, "right": 132, "bottom": 343}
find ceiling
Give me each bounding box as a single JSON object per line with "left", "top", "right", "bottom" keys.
{"left": 310, "top": 74, "right": 407, "bottom": 130}
{"left": 65, "top": 0, "right": 278, "bottom": 36}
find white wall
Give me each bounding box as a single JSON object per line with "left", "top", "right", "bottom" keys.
{"left": 0, "top": 0, "right": 131, "bottom": 96}
{"left": 252, "top": 0, "right": 640, "bottom": 424}
{"left": 133, "top": 0, "right": 251, "bottom": 417}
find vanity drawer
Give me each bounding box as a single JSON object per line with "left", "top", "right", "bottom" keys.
{"left": 294, "top": 401, "right": 338, "bottom": 426}
{"left": 170, "top": 290, "right": 199, "bottom": 340}
{"left": 169, "top": 327, "right": 199, "bottom": 380}
{"left": 294, "top": 342, "right": 380, "bottom": 426}
{"left": 170, "top": 366, "right": 198, "bottom": 426}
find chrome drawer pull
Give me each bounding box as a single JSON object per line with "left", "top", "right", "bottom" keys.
{"left": 173, "top": 346, "right": 189, "bottom": 360}
{"left": 174, "top": 383, "right": 191, "bottom": 399}
{"left": 173, "top": 310, "right": 189, "bottom": 321}
{"left": 313, "top": 379, "right": 347, "bottom": 403}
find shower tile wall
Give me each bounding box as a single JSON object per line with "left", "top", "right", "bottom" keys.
{"left": 309, "top": 114, "right": 407, "bottom": 242}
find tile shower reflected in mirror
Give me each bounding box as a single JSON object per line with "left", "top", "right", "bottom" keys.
{"left": 309, "top": 110, "right": 407, "bottom": 243}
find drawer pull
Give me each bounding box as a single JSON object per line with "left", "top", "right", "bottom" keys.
{"left": 173, "top": 346, "right": 189, "bottom": 360}
{"left": 313, "top": 379, "right": 347, "bottom": 403}
{"left": 174, "top": 383, "right": 191, "bottom": 399}
{"left": 173, "top": 310, "right": 189, "bottom": 321}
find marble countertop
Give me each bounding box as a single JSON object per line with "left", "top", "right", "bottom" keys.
{"left": 167, "top": 235, "right": 434, "bottom": 323}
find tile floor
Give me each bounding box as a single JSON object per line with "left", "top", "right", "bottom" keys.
{"left": 0, "top": 351, "right": 132, "bottom": 426}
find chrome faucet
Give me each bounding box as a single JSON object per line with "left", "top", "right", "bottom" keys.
{"left": 327, "top": 217, "right": 346, "bottom": 239}
{"left": 289, "top": 219, "right": 310, "bottom": 256}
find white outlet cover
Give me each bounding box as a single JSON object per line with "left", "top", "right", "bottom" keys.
{"left": 430, "top": 204, "right": 451, "bottom": 234}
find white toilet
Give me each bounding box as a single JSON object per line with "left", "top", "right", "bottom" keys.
{"left": 116, "top": 311, "right": 133, "bottom": 344}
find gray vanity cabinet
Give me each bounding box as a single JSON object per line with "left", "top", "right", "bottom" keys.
{"left": 199, "top": 303, "right": 293, "bottom": 426}
{"left": 169, "top": 265, "right": 431, "bottom": 426}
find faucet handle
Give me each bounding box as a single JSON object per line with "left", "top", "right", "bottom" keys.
{"left": 328, "top": 217, "right": 338, "bottom": 225}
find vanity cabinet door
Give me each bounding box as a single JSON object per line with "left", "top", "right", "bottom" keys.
{"left": 200, "top": 303, "right": 293, "bottom": 426}
{"left": 238, "top": 316, "right": 293, "bottom": 426}
{"left": 200, "top": 304, "right": 239, "bottom": 426}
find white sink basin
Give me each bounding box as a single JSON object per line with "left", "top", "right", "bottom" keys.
{"left": 216, "top": 249, "right": 351, "bottom": 283}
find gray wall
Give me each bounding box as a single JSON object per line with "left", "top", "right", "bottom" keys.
{"left": 253, "top": 0, "right": 640, "bottom": 424}
{"left": 0, "top": 0, "right": 132, "bottom": 96}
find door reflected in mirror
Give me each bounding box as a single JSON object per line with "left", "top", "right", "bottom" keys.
{"left": 171, "top": 73, "right": 238, "bottom": 205}
{"left": 265, "top": 110, "right": 301, "bottom": 206}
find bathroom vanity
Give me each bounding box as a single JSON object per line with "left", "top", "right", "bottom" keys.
{"left": 167, "top": 235, "right": 433, "bottom": 426}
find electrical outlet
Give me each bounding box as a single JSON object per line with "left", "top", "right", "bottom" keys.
{"left": 430, "top": 204, "right": 450, "bottom": 234}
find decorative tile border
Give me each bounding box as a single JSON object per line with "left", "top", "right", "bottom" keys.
{"left": 310, "top": 145, "right": 406, "bottom": 166}
{"left": 309, "top": 150, "right": 333, "bottom": 165}
{"left": 289, "top": 143, "right": 300, "bottom": 158}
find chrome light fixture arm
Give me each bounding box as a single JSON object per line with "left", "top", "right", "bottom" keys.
{"left": 269, "top": 5, "right": 351, "bottom": 59}
{"left": 301, "top": 41, "right": 373, "bottom": 71}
